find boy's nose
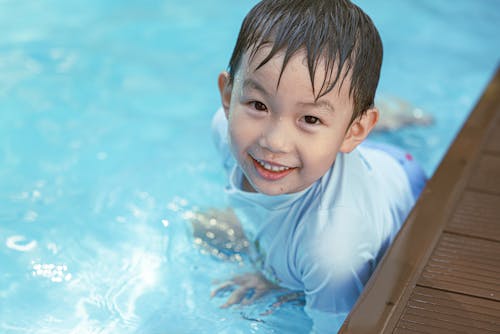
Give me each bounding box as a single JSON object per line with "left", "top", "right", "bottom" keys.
{"left": 258, "top": 119, "right": 292, "bottom": 153}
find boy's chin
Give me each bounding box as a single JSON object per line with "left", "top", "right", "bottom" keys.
{"left": 248, "top": 180, "right": 306, "bottom": 196}
{"left": 243, "top": 176, "right": 283, "bottom": 195}
{"left": 257, "top": 187, "right": 288, "bottom": 196}
{"left": 242, "top": 172, "right": 312, "bottom": 195}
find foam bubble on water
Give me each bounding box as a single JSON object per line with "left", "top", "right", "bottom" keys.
{"left": 57, "top": 52, "right": 77, "bottom": 73}
{"left": 166, "top": 196, "right": 189, "bottom": 212}
{"left": 182, "top": 211, "right": 195, "bottom": 220}
{"left": 35, "top": 180, "right": 46, "bottom": 188}
{"left": 69, "top": 140, "right": 82, "bottom": 150}
{"left": 47, "top": 242, "right": 59, "bottom": 254}
{"left": 49, "top": 48, "right": 64, "bottom": 59}
{"left": 6, "top": 235, "right": 37, "bottom": 251}
{"left": 23, "top": 210, "right": 38, "bottom": 222}
{"left": 128, "top": 204, "right": 143, "bottom": 218}
{"left": 32, "top": 190, "right": 42, "bottom": 200}
{"left": 31, "top": 261, "right": 72, "bottom": 283}
{"left": 11, "top": 191, "right": 30, "bottom": 200}
{"left": 137, "top": 191, "right": 151, "bottom": 200}
{"left": 115, "top": 216, "right": 127, "bottom": 223}
{"left": 167, "top": 202, "right": 180, "bottom": 212}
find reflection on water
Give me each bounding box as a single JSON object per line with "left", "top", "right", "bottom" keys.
{"left": 1, "top": 187, "right": 311, "bottom": 333}
{"left": 72, "top": 249, "right": 162, "bottom": 332}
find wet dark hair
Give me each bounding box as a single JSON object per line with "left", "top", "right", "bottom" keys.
{"left": 227, "top": 0, "right": 383, "bottom": 122}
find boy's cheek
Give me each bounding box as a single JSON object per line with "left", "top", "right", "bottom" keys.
{"left": 229, "top": 110, "right": 257, "bottom": 135}
{"left": 227, "top": 121, "right": 247, "bottom": 149}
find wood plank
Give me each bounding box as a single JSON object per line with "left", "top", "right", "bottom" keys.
{"left": 410, "top": 286, "right": 500, "bottom": 316}
{"left": 395, "top": 321, "right": 465, "bottom": 334}
{"left": 394, "top": 286, "right": 500, "bottom": 334}
{"left": 484, "top": 115, "right": 500, "bottom": 154}
{"left": 418, "top": 233, "right": 500, "bottom": 302}
{"left": 398, "top": 315, "right": 496, "bottom": 334}
{"left": 447, "top": 191, "right": 500, "bottom": 242}
{"left": 468, "top": 154, "right": 500, "bottom": 195}
{"left": 424, "top": 262, "right": 500, "bottom": 285}
{"left": 403, "top": 306, "right": 500, "bottom": 329}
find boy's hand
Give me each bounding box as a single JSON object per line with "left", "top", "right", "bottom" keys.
{"left": 211, "top": 272, "right": 281, "bottom": 308}
{"left": 190, "top": 208, "right": 249, "bottom": 262}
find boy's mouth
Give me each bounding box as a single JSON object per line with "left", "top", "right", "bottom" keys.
{"left": 251, "top": 156, "right": 296, "bottom": 181}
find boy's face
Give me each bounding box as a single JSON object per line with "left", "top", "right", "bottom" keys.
{"left": 219, "top": 47, "right": 377, "bottom": 195}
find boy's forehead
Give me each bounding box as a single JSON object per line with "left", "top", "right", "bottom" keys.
{"left": 238, "top": 46, "right": 353, "bottom": 97}
{"left": 243, "top": 45, "right": 306, "bottom": 71}
{"left": 241, "top": 45, "right": 280, "bottom": 73}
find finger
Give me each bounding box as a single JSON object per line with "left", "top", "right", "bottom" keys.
{"left": 259, "top": 297, "right": 286, "bottom": 316}
{"left": 211, "top": 278, "right": 225, "bottom": 285}
{"left": 210, "top": 281, "right": 234, "bottom": 298}
{"left": 220, "top": 286, "right": 248, "bottom": 308}
{"left": 240, "top": 288, "right": 266, "bottom": 306}
{"left": 259, "top": 307, "right": 275, "bottom": 317}
{"left": 229, "top": 274, "right": 248, "bottom": 285}
{"left": 277, "top": 291, "right": 304, "bottom": 303}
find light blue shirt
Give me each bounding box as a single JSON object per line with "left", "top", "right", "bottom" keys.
{"left": 212, "top": 108, "right": 416, "bottom": 333}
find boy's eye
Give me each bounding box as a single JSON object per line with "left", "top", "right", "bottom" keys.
{"left": 303, "top": 115, "right": 320, "bottom": 125}
{"left": 251, "top": 101, "right": 267, "bottom": 111}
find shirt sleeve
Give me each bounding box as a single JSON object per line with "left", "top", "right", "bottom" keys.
{"left": 296, "top": 207, "right": 380, "bottom": 333}
{"left": 211, "top": 107, "right": 235, "bottom": 174}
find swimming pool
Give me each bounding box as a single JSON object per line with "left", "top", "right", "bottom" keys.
{"left": 1, "top": 0, "right": 499, "bottom": 333}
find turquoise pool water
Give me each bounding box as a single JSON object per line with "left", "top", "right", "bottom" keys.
{"left": 1, "top": 0, "right": 499, "bottom": 333}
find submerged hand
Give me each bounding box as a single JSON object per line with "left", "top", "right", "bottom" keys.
{"left": 190, "top": 208, "right": 249, "bottom": 262}
{"left": 211, "top": 272, "right": 281, "bottom": 308}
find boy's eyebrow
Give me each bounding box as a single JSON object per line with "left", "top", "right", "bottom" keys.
{"left": 242, "top": 78, "right": 269, "bottom": 95}
{"left": 242, "top": 78, "right": 335, "bottom": 113}
{"left": 297, "top": 100, "right": 335, "bottom": 113}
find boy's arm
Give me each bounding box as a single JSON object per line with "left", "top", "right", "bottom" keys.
{"left": 297, "top": 208, "right": 380, "bottom": 333}
{"left": 302, "top": 264, "right": 372, "bottom": 333}
{"left": 211, "top": 272, "right": 282, "bottom": 308}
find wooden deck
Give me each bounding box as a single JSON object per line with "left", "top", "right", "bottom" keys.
{"left": 340, "top": 66, "right": 500, "bottom": 334}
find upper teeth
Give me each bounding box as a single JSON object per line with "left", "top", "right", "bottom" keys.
{"left": 257, "top": 159, "right": 291, "bottom": 172}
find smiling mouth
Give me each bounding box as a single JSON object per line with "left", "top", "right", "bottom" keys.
{"left": 251, "top": 156, "right": 296, "bottom": 181}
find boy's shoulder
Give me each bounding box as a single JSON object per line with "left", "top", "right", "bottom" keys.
{"left": 304, "top": 146, "right": 415, "bottom": 248}
{"left": 317, "top": 146, "right": 412, "bottom": 210}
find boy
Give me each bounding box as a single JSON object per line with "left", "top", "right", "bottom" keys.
{"left": 208, "top": 0, "right": 426, "bottom": 332}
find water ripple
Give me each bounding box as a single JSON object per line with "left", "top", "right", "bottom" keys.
{"left": 71, "top": 248, "right": 163, "bottom": 332}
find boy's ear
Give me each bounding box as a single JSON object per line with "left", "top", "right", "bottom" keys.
{"left": 340, "top": 108, "right": 379, "bottom": 153}
{"left": 218, "top": 71, "right": 232, "bottom": 119}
